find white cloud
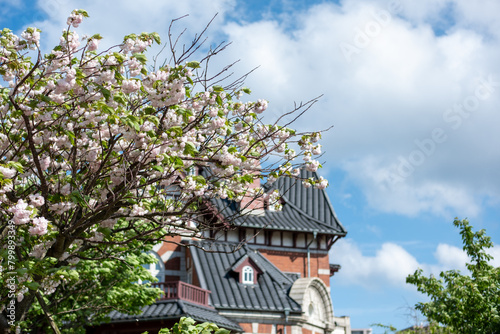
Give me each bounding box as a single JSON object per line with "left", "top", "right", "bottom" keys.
{"left": 331, "top": 238, "right": 500, "bottom": 291}
{"left": 341, "top": 156, "right": 481, "bottom": 217}
{"left": 30, "top": 0, "right": 235, "bottom": 52}
{"left": 214, "top": 0, "right": 500, "bottom": 218}
{"left": 489, "top": 245, "right": 500, "bottom": 267}
{"left": 433, "top": 243, "right": 468, "bottom": 272}
{"left": 331, "top": 239, "right": 419, "bottom": 289}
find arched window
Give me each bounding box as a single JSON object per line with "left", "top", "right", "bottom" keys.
{"left": 140, "top": 251, "right": 165, "bottom": 284}
{"left": 242, "top": 266, "right": 254, "bottom": 284}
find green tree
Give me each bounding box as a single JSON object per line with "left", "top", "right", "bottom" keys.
{"left": 372, "top": 322, "right": 452, "bottom": 334}
{"left": 154, "top": 317, "right": 230, "bottom": 334}
{"left": 406, "top": 218, "right": 500, "bottom": 333}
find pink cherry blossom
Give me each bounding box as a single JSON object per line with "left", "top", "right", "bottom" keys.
{"left": 8, "top": 199, "right": 31, "bottom": 225}
{"left": 0, "top": 166, "right": 16, "bottom": 178}
{"left": 29, "top": 194, "right": 45, "bottom": 207}
{"left": 67, "top": 12, "right": 83, "bottom": 28}
{"left": 29, "top": 217, "right": 49, "bottom": 236}
{"left": 122, "top": 79, "right": 141, "bottom": 94}
{"left": 315, "top": 177, "right": 328, "bottom": 189}
{"left": 87, "top": 38, "right": 99, "bottom": 51}
{"left": 306, "top": 160, "right": 319, "bottom": 172}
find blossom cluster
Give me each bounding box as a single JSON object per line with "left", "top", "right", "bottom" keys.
{"left": 0, "top": 9, "right": 330, "bottom": 316}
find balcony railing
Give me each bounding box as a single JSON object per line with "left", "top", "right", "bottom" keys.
{"left": 152, "top": 281, "right": 211, "bottom": 306}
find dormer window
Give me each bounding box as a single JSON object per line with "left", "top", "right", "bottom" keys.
{"left": 242, "top": 266, "right": 254, "bottom": 284}
{"left": 231, "top": 254, "right": 262, "bottom": 284}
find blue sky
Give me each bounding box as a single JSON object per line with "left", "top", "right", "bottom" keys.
{"left": 2, "top": 0, "right": 499, "bottom": 332}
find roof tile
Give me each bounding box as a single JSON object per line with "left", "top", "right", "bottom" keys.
{"left": 188, "top": 240, "right": 301, "bottom": 313}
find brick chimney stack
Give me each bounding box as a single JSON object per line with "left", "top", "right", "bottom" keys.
{"left": 240, "top": 175, "right": 265, "bottom": 216}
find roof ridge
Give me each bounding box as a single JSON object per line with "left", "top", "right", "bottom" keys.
{"left": 265, "top": 169, "right": 347, "bottom": 234}
{"left": 177, "top": 300, "right": 186, "bottom": 314}
{"left": 313, "top": 171, "right": 348, "bottom": 234}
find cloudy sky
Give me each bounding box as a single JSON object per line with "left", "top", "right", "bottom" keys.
{"left": 2, "top": 0, "right": 499, "bottom": 331}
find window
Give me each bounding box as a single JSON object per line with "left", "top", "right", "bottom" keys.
{"left": 139, "top": 251, "right": 165, "bottom": 284}
{"left": 308, "top": 303, "right": 315, "bottom": 317}
{"left": 242, "top": 266, "right": 254, "bottom": 284}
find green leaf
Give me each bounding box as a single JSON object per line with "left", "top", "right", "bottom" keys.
{"left": 171, "top": 156, "right": 184, "bottom": 169}
{"left": 7, "top": 161, "right": 23, "bottom": 173}
{"left": 214, "top": 329, "right": 230, "bottom": 334}
{"left": 113, "top": 93, "right": 127, "bottom": 105}
{"left": 15, "top": 268, "right": 28, "bottom": 275}
{"left": 132, "top": 53, "right": 148, "bottom": 64}
{"left": 113, "top": 52, "right": 126, "bottom": 63}
{"left": 65, "top": 130, "right": 76, "bottom": 146}
{"left": 40, "top": 94, "right": 52, "bottom": 103}
{"left": 193, "top": 175, "right": 206, "bottom": 185}
{"left": 143, "top": 106, "right": 156, "bottom": 115}
{"left": 169, "top": 126, "right": 183, "bottom": 137}
{"left": 26, "top": 282, "right": 40, "bottom": 290}
{"left": 152, "top": 165, "right": 164, "bottom": 173}
{"left": 76, "top": 9, "right": 89, "bottom": 17}
{"left": 122, "top": 115, "right": 141, "bottom": 132}
{"left": 186, "top": 61, "right": 200, "bottom": 69}
{"left": 183, "top": 142, "right": 198, "bottom": 156}
{"left": 98, "top": 86, "right": 111, "bottom": 100}
{"left": 145, "top": 115, "right": 159, "bottom": 127}
{"left": 150, "top": 32, "right": 161, "bottom": 44}
{"left": 70, "top": 191, "right": 86, "bottom": 206}
{"left": 99, "top": 103, "right": 115, "bottom": 115}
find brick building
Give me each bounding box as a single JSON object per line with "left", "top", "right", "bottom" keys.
{"left": 90, "top": 169, "right": 351, "bottom": 334}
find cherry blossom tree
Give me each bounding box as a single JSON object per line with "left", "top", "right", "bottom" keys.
{"left": 0, "top": 10, "right": 327, "bottom": 333}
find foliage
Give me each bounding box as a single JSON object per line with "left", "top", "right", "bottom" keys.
{"left": 0, "top": 9, "right": 327, "bottom": 332}
{"left": 150, "top": 317, "right": 230, "bottom": 334}
{"left": 372, "top": 322, "right": 453, "bottom": 334}
{"left": 406, "top": 218, "right": 500, "bottom": 334}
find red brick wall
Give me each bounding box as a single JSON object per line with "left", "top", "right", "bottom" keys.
{"left": 302, "top": 328, "right": 313, "bottom": 334}
{"left": 239, "top": 323, "right": 252, "bottom": 333}
{"left": 238, "top": 323, "right": 287, "bottom": 334}
{"left": 165, "top": 256, "right": 180, "bottom": 271}
{"left": 275, "top": 325, "right": 292, "bottom": 334}
{"left": 259, "top": 324, "right": 274, "bottom": 333}
{"left": 258, "top": 249, "right": 331, "bottom": 287}
{"left": 240, "top": 176, "right": 264, "bottom": 211}
{"left": 157, "top": 235, "right": 182, "bottom": 258}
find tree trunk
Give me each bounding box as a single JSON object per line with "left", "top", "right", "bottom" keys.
{"left": 0, "top": 292, "right": 36, "bottom": 332}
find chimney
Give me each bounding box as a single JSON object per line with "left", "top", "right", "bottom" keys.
{"left": 240, "top": 175, "right": 265, "bottom": 216}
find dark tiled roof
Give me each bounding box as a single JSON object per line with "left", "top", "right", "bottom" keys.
{"left": 208, "top": 168, "right": 346, "bottom": 235}
{"left": 188, "top": 240, "right": 302, "bottom": 313}
{"left": 106, "top": 299, "right": 242, "bottom": 332}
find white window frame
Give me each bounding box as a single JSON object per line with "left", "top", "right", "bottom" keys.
{"left": 242, "top": 265, "right": 254, "bottom": 284}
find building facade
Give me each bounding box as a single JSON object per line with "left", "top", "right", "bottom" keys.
{"left": 90, "top": 169, "right": 350, "bottom": 334}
